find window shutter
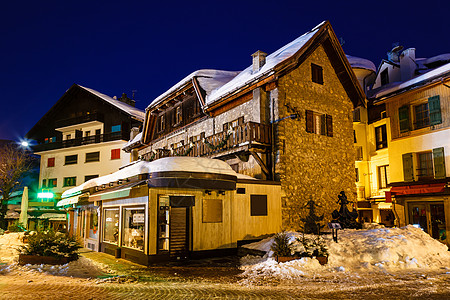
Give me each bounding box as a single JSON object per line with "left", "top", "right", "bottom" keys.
{"left": 398, "top": 106, "right": 410, "bottom": 133}
{"left": 428, "top": 95, "right": 442, "bottom": 125}
{"left": 402, "top": 153, "right": 414, "bottom": 181}
{"left": 326, "top": 114, "right": 333, "bottom": 137}
{"left": 305, "top": 110, "right": 313, "bottom": 133}
{"left": 433, "top": 147, "right": 446, "bottom": 179}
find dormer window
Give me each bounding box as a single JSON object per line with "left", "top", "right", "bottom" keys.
{"left": 381, "top": 69, "right": 389, "bottom": 85}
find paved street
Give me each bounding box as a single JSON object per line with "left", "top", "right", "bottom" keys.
{"left": 1, "top": 250, "right": 450, "bottom": 299}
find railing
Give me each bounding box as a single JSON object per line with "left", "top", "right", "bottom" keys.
{"left": 142, "top": 122, "right": 271, "bottom": 160}
{"left": 55, "top": 113, "right": 104, "bottom": 129}
{"left": 32, "top": 131, "right": 128, "bottom": 152}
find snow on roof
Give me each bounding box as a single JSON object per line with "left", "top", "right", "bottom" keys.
{"left": 423, "top": 53, "right": 450, "bottom": 66}
{"left": 123, "top": 132, "right": 142, "bottom": 150}
{"left": 147, "top": 70, "right": 240, "bottom": 109}
{"left": 346, "top": 55, "right": 376, "bottom": 72}
{"left": 370, "top": 62, "right": 450, "bottom": 99}
{"left": 79, "top": 85, "right": 145, "bottom": 121}
{"left": 62, "top": 157, "right": 238, "bottom": 198}
{"left": 206, "top": 21, "right": 325, "bottom": 106}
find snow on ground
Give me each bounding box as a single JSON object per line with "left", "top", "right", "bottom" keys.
{"left": 0, "top": 232, "right": 107, "bottom": 278}
{"left": 240, "top": 225, "right": 450, "bottom": 283}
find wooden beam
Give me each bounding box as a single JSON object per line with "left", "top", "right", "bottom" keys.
{"left": 249, "top": 150, "right": 271, "bottom": 178}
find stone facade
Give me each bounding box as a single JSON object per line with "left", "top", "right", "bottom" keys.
{"left": 275, "top": 45, "right": 355, "bottom": 230}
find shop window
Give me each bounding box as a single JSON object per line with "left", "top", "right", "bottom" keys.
{"left": 378, "top": 165, "right": 390, "bottom": 189}
{"left": 63, "top": 177, "right": 76, "bottom": 187}
{"left": 48, "top": 178, "right": 57, "bottom": 188}
{"left": 103, "top": 208, "right": 120, "bottom": 244}
{"left": 122, "top": 207, "right": 145, "bottom": 251}
{"left": 85, "top": 151, "right": 100, "bottom": 162}
{"left": 111, "top": 125, "right": 121, "bottom": 132}
{"left": 202, "top": 199, "right": 223, "bottom": 223}
{"left": 375, "top": 124, "right": 387, "bottom": 150}
{"left": 306, "top": 110, "right": 332, "bottom": 136}
{"left": 111, "top": 149, "right": 121, "bottom": 160}
{"left": 158, "top": 196, "right": 170, "bottom": 252}
{"left": 311, "top": 63, "right": 323, "bottom": 84}
{"left": 47, "top": 157, "right": 55, "bottom": 167}
{"left": 88, "top": 207, "right": 98, "bottom": 239}
{"left": 85, "top": 174, "right": 99, "bottom": 182}
{"left": 251, "top": 195, "right": 267, "bottom": 216}
{"left": 65, "top": 154, "right": 78, "bottom": 165}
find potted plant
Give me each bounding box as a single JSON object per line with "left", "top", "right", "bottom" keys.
{"left": 18, "top": 230, "right": 82, "bottom": 265}
{"left": 271, "top": 232, "right": 295, "bottom": 263}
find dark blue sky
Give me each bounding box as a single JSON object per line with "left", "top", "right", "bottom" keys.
{"left": 1, "top": 0, "right": 448, "bottom": 141}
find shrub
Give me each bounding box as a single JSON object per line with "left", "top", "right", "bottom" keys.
{"left": 18, "top": 230, "right": 82, "bottom": 260}
{"left": 8, "top": 221, "right": 26, "bottom": 232}
{"left": 296, "top": 234, "right": 329, "bottom": 258}
{"left": 271, "top": 232, "right": 294, "bottom": 257}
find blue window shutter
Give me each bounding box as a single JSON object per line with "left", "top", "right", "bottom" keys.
{"left": 429, "top": 95, "right": 442, "bottom": 125}
{"left": 402, "top": 153, "right": 414, "bottom": 182}
{"left": 433, "top": 147, "right": 446, "bottom": 179}
{"left": 398, "top": 106, "right": 410, "bottom": 133}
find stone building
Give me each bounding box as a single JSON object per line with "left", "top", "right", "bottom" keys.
{"left": 126, "top": 21, "right": 364, "bottom": 229}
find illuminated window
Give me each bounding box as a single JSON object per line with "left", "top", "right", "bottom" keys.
{"left": 375, "top": 124, "right": 387, "bottom": 150}
{"left": 378, "top": 165, "right": 390, "bottom": 189}
{"left": 103, "top": 208, "right": 119, "bottom": 245}
{"left": 63, "top": 177, "right": 76, "bottom": 187}
{"left": 311, "top": 63, "right": 323, "bottom": 84}
{"left": 122, "top": 207, "right": 145, "bottom": 251}
{"left": 47, "top": 157, "right": 55, "bottom": 167}
{"left": 111, "top": 149, "right": 120, "bottom": 160}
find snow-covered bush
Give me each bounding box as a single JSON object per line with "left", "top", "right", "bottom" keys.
{"left": 18, "top": 230, "right": 82, "bottom": 260}
{"left": 271, "top": 232, "right": 294, "bottom": 257}
{"left": 296, "top": 235, "right": 328, "bottom": 258}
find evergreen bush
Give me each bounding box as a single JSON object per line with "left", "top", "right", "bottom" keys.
{"left": 271, "top": 231, "right": 294, "bottom": 257}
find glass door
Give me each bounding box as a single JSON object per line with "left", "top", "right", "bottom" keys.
{"left": 408, "top": 202, "right": 447, "bottom": 243}
{"left": 409, "top": 203, "right": 428, "bottom": 233}
{"left": 430, "top": 203, "right": 446, "bottom": 243}
{"left": 158, "top": 196, "right": 170, "bottom": 253}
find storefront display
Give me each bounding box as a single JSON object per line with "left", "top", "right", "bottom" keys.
{"left": 122, "top": 207, "right": 145, "bottom": 251}
{"left": 103, "top": 208, "right": 120, "bottom": 244}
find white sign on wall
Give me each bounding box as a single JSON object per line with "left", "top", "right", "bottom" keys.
{"left": 133, "top": 213, "right": 145, "bottom": 224}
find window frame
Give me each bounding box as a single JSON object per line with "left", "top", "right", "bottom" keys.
{"left": 47, "top": 157, "right": 55, "bottom": 168}
{"left": 48, "top": 178, "right": 57, "bottom": 188}
{"left": 378, "top": 165, "right": 390, "bottom": 189}
{"left": 111, "top": 148, "right": 121, "bottom": 160}
{"left": 375, "top": 124, "right": 388, "bottom": 150}
{"left": 311, "top": 63, "right": 323, "bottom": 85}
{"left": 63, "top": 176, "right": 77, "bottom": 187}
{"left": 85, "top": 151, "right": 100, "bottom": 163}
{"left": 250, "top": 194, "right": 268, "bottom": 216}
{"left": 64, "top": 154, "right": 78, "bottom": 165}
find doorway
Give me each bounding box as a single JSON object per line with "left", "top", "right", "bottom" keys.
{"left": 408, "top": 202, "right": 447, "bottom": 243}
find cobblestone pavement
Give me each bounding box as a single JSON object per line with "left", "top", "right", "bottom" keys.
{"left": 1, "top": 250, "right": 450, "bottom": 299}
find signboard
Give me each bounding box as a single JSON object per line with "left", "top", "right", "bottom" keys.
{"left": 328, "top": 223, "right": 342, "bottom": 230}
{"left": 133, "top": 213, "right": 145, "bottom": 224}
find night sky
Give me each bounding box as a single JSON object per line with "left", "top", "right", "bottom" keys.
{"left": 1, "top": 0, "right": 448, "bottom": 142}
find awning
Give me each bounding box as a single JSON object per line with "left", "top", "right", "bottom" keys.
{"left": 387, "top": 183, "right": 448, "bottom": 201}
{"left": 57, "top": 193, "right": 89, "bottom": 207}
{"left": 89, "top": 180, "right": 147, "bottom": 202}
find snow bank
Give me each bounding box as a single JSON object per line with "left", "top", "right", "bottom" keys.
{"left": 240, "top": 226, "right": 450, "bottom": 282}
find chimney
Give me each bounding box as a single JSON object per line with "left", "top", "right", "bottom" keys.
{"left": 130, "top": 127, "right": 140, "bottom": 140}
{"left": 118, "top": 93, "right": 136, "bottom": 107}
{"left": 400, "top": 48, "right": 416, "bottom": 81}
{"left": 252, "top": 50, "right": 267, "bottom": 73}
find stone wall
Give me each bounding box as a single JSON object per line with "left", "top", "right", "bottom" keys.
{"left": 276, "top": 45, "right": 356, "bottom": 230}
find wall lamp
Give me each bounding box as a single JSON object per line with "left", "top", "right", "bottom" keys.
{"left": 205, "top": 190, "right": 212, "bottom": 195}
{"left": 217, "top": 190, "right": 226, "bottom": 195}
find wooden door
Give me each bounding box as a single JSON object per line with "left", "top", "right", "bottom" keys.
{"left": 169, "top": 207, "right": 189, "bottom": 259}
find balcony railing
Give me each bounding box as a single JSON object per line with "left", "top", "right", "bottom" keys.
{"left": 55, "top": 113, "right": 104, "bottom": 129}
{"left": 32, "top": 131, "right": 128, "bottom": 152}
{"left": 143, "top": 121, "right": 271, "bottom": 160}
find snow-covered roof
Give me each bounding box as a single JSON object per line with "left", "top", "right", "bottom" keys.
{"left": 62, "top": 157, "right": 238, "bottom": 198}
{"left": 423, "top": 53, "right": 450, "bottom": 66}
{"left": 123, "top": 132, "right": 142, "bottom": 151}
{"left": 79, "top": 85, "right": 145, "bottom": 121}
{"left": 370, "top": 62, "right": 450, "bottom": 99}
{"left": 346, "top": 55, "right": 376, "bottom": 72}
{"left": 206, "top": 21, "right": 325, "bottom": 106}
{"left": 147, "top": 70, "right": 240, "bottom": 109}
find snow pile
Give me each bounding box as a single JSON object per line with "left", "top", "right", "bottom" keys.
{"left": 240, "top": 226, "right": 450, "bottom": 282}
{"left": 0, "top": 232, "right": 25, "bottom": 264}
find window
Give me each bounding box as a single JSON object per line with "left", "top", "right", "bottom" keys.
{"left": 414, "top": 102, "right": 429, "bottom": 129}
{"left": 417, "top": 152, "right": 433, "bottom": 180}
{"left": 65, "top": 154, "right": 77, "bottom": 165}
{"left": 305, "top": 110, "right": 333, "bottom": 136}
{"left": 251, "top": 195, "right": 268, "bottom": 216}
{"left": 375, "top": 124, "right": 387, "bottom": 150}
{"left": 42, "top": 179, "right": 47, "bottom": 188}
{"left": 380, "top": 69, "right": 389, "bottom": 85}
{"left": 88, "top": 207, "right": 98, "bottom": 239}
{"left": 111, "top": 149, "right": 121, "bottom": 160}
{"left": 202, "top": 199, "right": 223, "bottom": 223}
{"left": 378, "top": 165, "right": 390, "bottom": 189}
{"left": 311, "top": 63, "right": 323, "bottom": 84}
{"left": 85, "top": 151, "right": 100, "bottom": 162}
{"left": 111, "top": 125, "right": 121, "bottom": 132}
{"left": 47, "top": 157, "right": 55, "bottom": 167}
{"left": 122, "top": 207, "right": 145, "bottom": 251}
{"left": 175, "top": 106, "right": 182, "bottom": 125}
{"left": 355, "top": 168, "right": 359, "bottom": 182}
{"left": 63, "top": 177, "right": 76, "bottom": 187}
{"left": 158, "top": 115, "right": 165, "bottom": 132}
{"left": 85, "top": 131, "right": 90, "bottom": 137}
{"left": 48, "top": 178, "right": 57, "bottom": 188}
{"left": 66, "top": 134, "right": 71, "bottom": 140}
{"left": 355, "top": 146, "right": 363, "bottom": 161}
{"left": 103, "top": 208, "right": 119, "bottom": 244}
{"left": 85, "top": 175, "right": 99, "bottom": 182}
{"left": 95, "top": 129, "right": 101, "bottom": 135}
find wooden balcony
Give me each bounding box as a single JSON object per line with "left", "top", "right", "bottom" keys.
{"left": 142, "top": 122, "right": 271, "bottom": 161}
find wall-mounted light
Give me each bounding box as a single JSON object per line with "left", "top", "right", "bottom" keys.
{"left": 217, "top": 190, "right": 225, "bottom": 195}
{"left": 109, "top": 182, "right": 114, "bottom": 187}
{"left": 205, "top": 190, "right": 212, "bottom": 195}
{"left": 118, "top": 180, "right": 123, "bottom": 185}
